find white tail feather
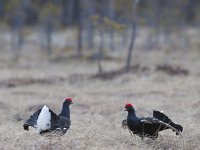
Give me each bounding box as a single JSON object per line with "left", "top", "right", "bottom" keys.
{"left": 36, "top": 105, "right": 51, "bottom": 132}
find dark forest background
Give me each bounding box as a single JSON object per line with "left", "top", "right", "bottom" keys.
{"left": 0, "top": 0, "right": 199, "bottom": 73}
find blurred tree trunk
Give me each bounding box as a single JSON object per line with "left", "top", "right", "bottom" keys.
{"left": 125, "top": 0, "right": 138, "bottom": 72}
{"left": 42, "top": 16, "right": 53, "bottom": 56}
{"left": 162, "top": 0, "right": 172, "bottom": 47}
{"left": 108, "top": 0, "right": 115, "bottom": 51}
{"left": 184, "top": 0, "right": 196, "bottom": 23}
{"left": 45, "top": 22, "right": 53, "bottom": 56}
{"left": 61, "top": 0, "right": 75, "bottom": 26}
{"left": 10, "top": 10, "right": 24, "bottom": 61}
{"left": 76, "top": 0, "right": 83, "bottom": 57}
{"left": 77, "top": 22, "right": 83, "bottom": 57}
{"left": 85, "top": 0, "right": 96, "bottom": 50}
{"left": 97, "top": 28, "right": 104, "bottom": 74}
{"left": 86, "top": 22, "right": 95, "bottom": 50}
{"left": 10, "top": 28, "right": 24, "bottom": 60}
{"left": 145, "top": 0, "right": 164, "bottom": 50}
{"left": 0, "top": 0, "right": 4, "bottom": 17}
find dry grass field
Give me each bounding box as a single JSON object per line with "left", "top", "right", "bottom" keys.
{"left": 0, "top": 48, "right": 200, "bottom": 150}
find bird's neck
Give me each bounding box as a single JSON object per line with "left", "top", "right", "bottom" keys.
{"left": 59, "top": 104, "right": 70, "bottom": 119}
{"left": 127, "top": 110, "right": 137, "bottom": 119}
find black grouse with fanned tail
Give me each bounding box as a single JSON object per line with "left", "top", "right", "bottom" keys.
{"left": 23, "top": 98, "right": 73, "bottom": 136}
{"left": 122, "top": 104, "right": 183, "bottom": 139}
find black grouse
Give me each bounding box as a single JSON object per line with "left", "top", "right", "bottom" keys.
{"left": 122, "top": 103, "right": 183, "bottom": 139}
{"left": 23, "top": 98, "right": 73, "bottom": 136}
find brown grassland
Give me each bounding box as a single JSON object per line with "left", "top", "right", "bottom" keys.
{"left": 0, "top": 47, "right": 200, "bottom": 150}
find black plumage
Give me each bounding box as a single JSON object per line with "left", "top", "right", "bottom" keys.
{"left": 122, "top": 104, "right": 183, "bottom": 139}
{"left": 23, "top": 98, "right": 73, "bottom": 136}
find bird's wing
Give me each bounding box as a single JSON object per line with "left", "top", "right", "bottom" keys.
{"left": 23, "top": 109, "right": 42, "bottom": 131}
{"left": 140, "top": 117, "right": 182, "bottom": 136}
{"left": 48, "top": 109, "right": 60, "bottom": 130}
{"left": 23, "top": 108, "right": 59, "bottom": 132}
{"left": 58, "top": 116, "right": 71, "bottom": 129}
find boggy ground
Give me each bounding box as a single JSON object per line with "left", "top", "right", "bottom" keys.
{"left": 0, "top": 49, "right": 200, "bottom": 150}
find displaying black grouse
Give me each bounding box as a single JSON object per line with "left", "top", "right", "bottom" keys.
{"left": 122, "top": 104, "right": 183, "bottom": 139}
{"left": 23, "top": 98, "right": 73, "bottom": 136}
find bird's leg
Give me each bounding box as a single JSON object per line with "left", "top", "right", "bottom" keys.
{"left": 141, "top": 136, "right": 144, "bottom": 140}
{"left": 122, "top": 119, "right": 128, "bottom": 129}
{"left": 159, "top": 134, "right": 164, "bottom": 140}
{"left": 142, "top": 123, "right": 145, "bottom": 139}
{"left": 128, "top": 129, "right": 134, "bottom": 137}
